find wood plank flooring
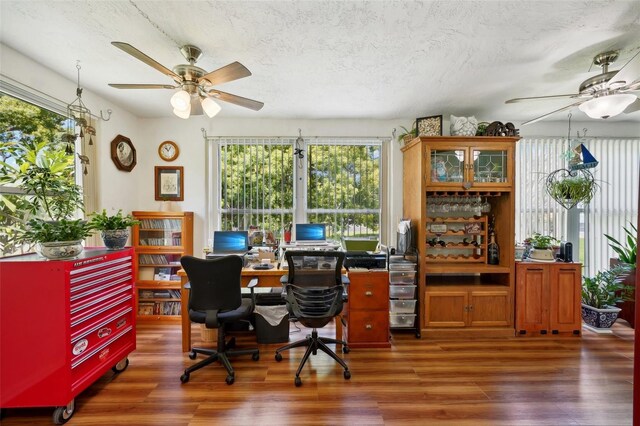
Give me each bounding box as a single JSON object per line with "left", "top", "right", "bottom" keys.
{"left": 2, "top": 321, "right": 634, "bottom": 425}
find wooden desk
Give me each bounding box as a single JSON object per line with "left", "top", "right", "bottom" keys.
{"left": 179, "top": 266, "right": 344, "bottom": 352}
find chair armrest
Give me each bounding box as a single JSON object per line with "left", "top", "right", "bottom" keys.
{"left": 247, "top": 278, "right": 258, "bottom": 306}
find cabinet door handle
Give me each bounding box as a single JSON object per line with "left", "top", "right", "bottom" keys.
{"left": 469, "top": 305, "right": 474, "bottom": 311}
{"left": 365, "top": 324, "right": 373, "bottom": 329}
{"left": 464, "top": 306, "right": 469, "bottom": 312}
{"left": 365, "top": 291, "right": 373, "bottom": 297}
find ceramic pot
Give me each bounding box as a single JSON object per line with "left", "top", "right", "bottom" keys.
{"left": 38, "top": 240, "right": 84, "bottom": 260}
{"left": 101, "top": 229, "right": 129, "bottom": 250}
{"left": 581, "top": 304, "right": 621, "bottom": 329}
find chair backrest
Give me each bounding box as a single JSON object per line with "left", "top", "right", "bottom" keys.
{"left": 283, "top": 250, "right": 345, "bottom": 328}
{"left": 284, "top": 250, "right": 345, "bottom": 287}
{"left": 180, "top": 255, "right": 243, "bottom": 312}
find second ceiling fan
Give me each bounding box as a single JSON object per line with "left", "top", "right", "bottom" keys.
{"left": 109, "top": 42, "right": 264, "bottom": 118}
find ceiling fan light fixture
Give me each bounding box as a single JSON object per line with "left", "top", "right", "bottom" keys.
{"left": 578, "top": 93, "right": 636, "bottom": 119}
{"left": 201, "top": 97, "right": 221, "bottom": 118}
{"left": 170, "top": 90, "right": 191, "bottom": 111}
{"left": 173, "top": 106, "right": 190, "bottom": 119}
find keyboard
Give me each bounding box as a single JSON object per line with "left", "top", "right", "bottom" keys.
{"left": 294, "top": 241, "right": 329, "bottom": 246}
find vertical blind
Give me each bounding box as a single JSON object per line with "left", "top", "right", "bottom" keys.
{"left": 516, "top": 137, "right": 639, "bottom": 276}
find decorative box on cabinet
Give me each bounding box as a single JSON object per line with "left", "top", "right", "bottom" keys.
{"left": 0, "top": 248, "right": 135, "bottom": 423}
{"left": 515, "top": 262, "right": 582, "bottom": 336}
{"left": 402, "top": 136, "right": 519, "bottom": 337}
{"left": 132, "top": 211, "right": 193, "bottom": 321}
{"left": 344, "top": 270, "right": 390, "bottom": 348}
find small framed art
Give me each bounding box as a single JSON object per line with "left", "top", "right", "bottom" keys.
{"left": 154, "top": 166, "right": 184, "bottom": 201}
{"left": 416, "top": 115, "right": 443, "bottom": 136}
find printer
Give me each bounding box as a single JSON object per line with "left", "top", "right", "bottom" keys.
{"left": 344, "top": 251, "right": 387, "bottom": 269}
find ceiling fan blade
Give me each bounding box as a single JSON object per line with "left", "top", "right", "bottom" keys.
{"left": 608, "top": 50, "right": 640, "bottom": 88}
{"left": 112, "top": 41, "right": 181, "bottom": 82}
{"left": 109, "top": 84, "right": 176, "bottom": 89}
{"left": 208, "top": 90, "right": 264, "bottom": 111}
{"left": 505, "top": 94, "right": 579, "bottom": 104}
{"left": 624, "top": 98, "right": 640, "bottom": 114}
{"left": 199, "top": 62, "right": 252, "bottom": 86}
{"left": 521, "top": 101, "right": 585, "bottom": 126}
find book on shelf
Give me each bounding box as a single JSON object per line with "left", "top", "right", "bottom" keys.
{"left": 138, "top": 302, "right": 154, "bottom": 315}
{"left": 139, "top": 290, "right": 154, "bottom": 299}
{"left": 138, "top": 268, "right": 154, "bottom": 281}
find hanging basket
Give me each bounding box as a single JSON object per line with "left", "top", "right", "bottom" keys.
{"left": 545, "top": 168, "right": 597, "bottom": 209}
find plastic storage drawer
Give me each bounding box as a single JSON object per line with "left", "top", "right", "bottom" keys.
{"left": 389, "top": 313, "right": 416, "bottom": 327}
{"left": 389, "top": 271, "right": 416, "bottom": 284}
{"left": 389, "top": 285, "right": 416, "bottom": 299}
{"left": 389, "top": 299, "right": 416, "bottom": 313}
{"left": 388, "top": 263, "right": 416, "bottom": 271}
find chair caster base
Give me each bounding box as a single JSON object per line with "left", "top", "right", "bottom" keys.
{"left": 226, "top": 374, "right": 235, "bottom": 385}
{"left": 252, "top": 352, "right": 260, "bottom": 361}
{"left": 275, "top": 352, "right": 283, "bottom": 362}
{"left": 344, "top": 370, "right": 351, "bottom": 380}
{"left": 342, "top": 346, "right": 350, "bottom": 354}
{"left": 188, "top": 351, "right": 197, "bottom": 360}
{"left": 294, "top": 376, "right": 302, "bottom": 387}
{"left": 180, "top": 372, "right": 190, "bottom": 383}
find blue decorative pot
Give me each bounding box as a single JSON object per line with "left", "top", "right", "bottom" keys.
{"left": 581, "top": 303, "right": 621, "bottom": 329}
{"left": 101, "top": 229, "right": 129, "bottom": 250}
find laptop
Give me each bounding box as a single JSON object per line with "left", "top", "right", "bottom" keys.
{"left": 206, "top": 231, "right": 249, "bottom": 258}
{"left": 294, "top": 223, "right": 329, "bottom": 246}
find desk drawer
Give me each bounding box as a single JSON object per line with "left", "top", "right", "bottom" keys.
{"left": 348, "top": 271, "right": 389, "bottom": 310}
{"left": 347, "top": 310, "right": 389, "bottom": 343}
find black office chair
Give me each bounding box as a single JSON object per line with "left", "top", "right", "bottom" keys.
{"left": 179, "top": 255, "right": 259, "bottom": 385}
{"left": 274, "top": 250, "right": 351, "bottom": 386}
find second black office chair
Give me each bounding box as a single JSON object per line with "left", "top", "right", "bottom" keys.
{"left": 179, "top": 255, "right": 259, "bottom": 385}
{"left": 275, "top": 250, "right": 351, "bottom": 387}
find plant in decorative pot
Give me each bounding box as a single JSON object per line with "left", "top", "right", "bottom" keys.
{"left": 13, "top": 144, "right": 90, "bottom": 259}
{"left": 605, "top": 222, "right": 637, "bottom": 327}
{"left": 581, "top": 264, "right": 634, "bottom": 331}
{"left": 524, "top": 233, "right": 560, "bottom": 261}
{"left": 88, "top": 209, "right": 139, "bottom": 250}
{"left": 397, "top": 123, "right": 417, "bottom": 145}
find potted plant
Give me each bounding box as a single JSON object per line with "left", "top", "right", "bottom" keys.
{"left": 88, "top": 209, "right": 139, "bottom": 250}
{"left": 581, "top": 264, "right": 634, "bottom": 331}
{"left": 13, "top": 145, "right": 92, "bottom": 259}
{"left": 546, "top": 169, "right": 599, "bottom": 209}
{"left": 524, "top": 233, "right": 559, "bottom": 261}
{"left": 397, "top": 123, "right": 417, "bottom": 145}
{"left": 605, "top": 222, "right": 637, "bottom": 327}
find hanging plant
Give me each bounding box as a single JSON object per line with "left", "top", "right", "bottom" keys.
{"left": 545, "top": 168, "right": 598, "bottom": 209}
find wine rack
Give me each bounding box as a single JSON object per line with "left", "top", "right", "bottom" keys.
{"left": 425, "top": 214, "right": 488, "bottom": 263}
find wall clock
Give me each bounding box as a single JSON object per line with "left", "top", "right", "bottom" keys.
{"left": 110, "top": 135, "right": 137, "bottom": 172}
{"left": 158, "top": 140, "right": 179, "bottom": 162}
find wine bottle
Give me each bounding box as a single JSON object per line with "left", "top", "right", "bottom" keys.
{"left": 488, "top": 232, "right": 500, "bottom": 265}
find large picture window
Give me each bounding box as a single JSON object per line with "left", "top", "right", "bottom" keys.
{"left": 213, "top": 136, "right": 382, "bottom": 242}
{"left": 0, "top": 93, "right": 80, "bottom": 256}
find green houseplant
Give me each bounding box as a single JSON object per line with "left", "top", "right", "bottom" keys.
{"left": 604, "top": 222, "right": 637, "bottom": 327}
{"left": 397, "top": 123, "right": 417, "bottom": 144}
{"left": 11, "top": 142, "right": 91, "bottom": 259}
{"left": 548, "top": 176, "right": 597, "bottom": 204}
{"left": 88, "top": 209, "right": 139, "bottom": 250}
{"left": 581, "top": 264, "right": 633, "bottom": 330}
{"left": 525, "top": 233, "right": 559, "bottom": 261}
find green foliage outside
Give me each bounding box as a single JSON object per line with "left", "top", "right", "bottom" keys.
{"left": 0, "top": 94, "right": 78, "bottom": 255}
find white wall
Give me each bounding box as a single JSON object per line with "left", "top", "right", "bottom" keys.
{"left": 3, "top": 44, "right": 639, "bottom": 255}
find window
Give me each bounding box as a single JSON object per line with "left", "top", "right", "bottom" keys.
{"left": 212, "top": 136, "right": 382, "bottom": 242}
{"left": 0, "top": 93, "right": 78, "bottom": 256}
{"left": 516, "top": 137, "right": 639, "bottom": 276}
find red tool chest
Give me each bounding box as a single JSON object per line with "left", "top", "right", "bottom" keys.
{"left": 0, "top": 248, "right": 136, "bottom": 424}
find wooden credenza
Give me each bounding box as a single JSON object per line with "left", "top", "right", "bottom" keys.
{"left": 343, "top": 270, "right": 390, "bottom": 348}
{"left": 515, "top": 261, "right": 582, "bottom": 336}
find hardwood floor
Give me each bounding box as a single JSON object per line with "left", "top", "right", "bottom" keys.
{"left": 2, "top": 321, "right": 634, "bottom": 425}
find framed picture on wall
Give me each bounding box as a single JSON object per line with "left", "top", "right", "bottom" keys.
{"left": 416, "top": 115, "right": 443, "bottom": 136}
{"left": 155, "top": 166, "right": 184, "bottom": 201}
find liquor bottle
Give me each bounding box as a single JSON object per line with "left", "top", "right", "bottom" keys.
{"left": 488, "top": 232, "right": 500, "bottom": 265}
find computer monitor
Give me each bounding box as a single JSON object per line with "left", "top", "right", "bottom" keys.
{"left": 295, "top": 223, "right": 327, "bottom": 243}
{"left": 212, "top": 231, "right": 249, "bottom": 254}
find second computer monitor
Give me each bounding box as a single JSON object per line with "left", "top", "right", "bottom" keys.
{"left": 212, "top": 230, "right": 249, "bottom": 254}
{"left": 295, "top": 223, "right": 327, "bottom": 243}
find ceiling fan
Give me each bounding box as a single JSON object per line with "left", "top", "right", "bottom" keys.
{"left": 109, "top": 42, "right": 264, "bottom": 118}
{"left": 506, "top": 50, "right": 640, "bottom": 125}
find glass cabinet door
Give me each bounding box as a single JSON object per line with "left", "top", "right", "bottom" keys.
{"left": 428, "top": 148, "right": 466, "bottom": 185}
{"left": 471, "top": 148, "right": 510, "bottom": 185}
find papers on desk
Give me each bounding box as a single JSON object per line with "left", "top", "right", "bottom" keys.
{"left": 241, "top": 287, "right": 273, "bottom": 294}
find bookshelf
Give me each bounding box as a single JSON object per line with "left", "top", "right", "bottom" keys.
{"left": 132, "top": 211, "right": 193, "bottom": 321}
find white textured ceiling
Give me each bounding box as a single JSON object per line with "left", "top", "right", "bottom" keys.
{"left": 1, "top": 0, "right": 640, "bottom": 124}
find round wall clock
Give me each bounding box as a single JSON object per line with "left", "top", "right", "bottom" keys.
{"left": 158, "top": 140, "right": 179, "bottom": 162}
{"left": 110, "top": 134, "right": 137, "bottom": 172}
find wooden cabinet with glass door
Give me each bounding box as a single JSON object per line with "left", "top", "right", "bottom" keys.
{"left": 402, "top": 136, "right": 519, "bottom": 338}
{"left": 132, "top": 211, "right": 193, "bottom": 321}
